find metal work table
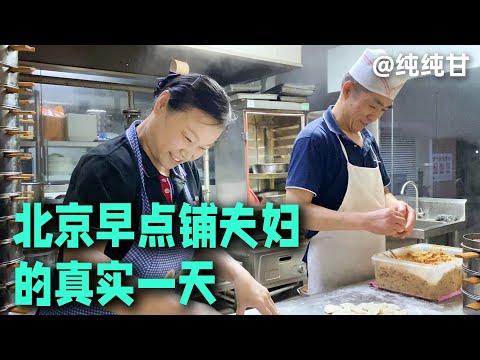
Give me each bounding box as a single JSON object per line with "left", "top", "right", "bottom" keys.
{"left": 245, "top": 280, "right": 464, "bottom": 315}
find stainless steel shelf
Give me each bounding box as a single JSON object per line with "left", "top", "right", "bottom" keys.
{"left": 231, "top": 99, "right": 309, "bottom": 111}
{"left": 249, "top": 172, "right": 288, "bottom": 180}
{"left": 20, "top": 140, "right": 100, "bottom": 148}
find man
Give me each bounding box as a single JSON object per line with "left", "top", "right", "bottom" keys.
{"left": 286, "top": 48, "right": 416, "bottom": 294}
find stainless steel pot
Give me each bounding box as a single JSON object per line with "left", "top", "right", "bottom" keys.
{"left": 0, "top": 257, "right": 22, "bottom": 286}
{"left": 21, "top": 182, "right": 45, "bottom": 205}
{"left": 0, "top": 193, "right": 21, "bottom": 218}
{"left": 0, "top": 149, "right": 32, "bottom": 173}
{"left": 0, "top": 46, "right": 19, "bottom": 67}
{"left": 458, "top": 244, "right": 480, "bottom": 273}
{"left": 0, "top": 106, "right": 18, "bottom": 128}
{"left": 0, "top": 304, "right": 14, "bottom": 315}
{"left": 0, "top": 127, "right": 33, "bottom": 149}
{"left": 0, "top": 215, "right": 22, "bottom": 240}
{"left": 0, "top": 238, "right": 23, "bottom": 264}
{"left": 251, "top": 163, "right": 289, "bottom": 174}
{"left": 0, "top": 58, "right": 36, "bottom": 87}
{"left": 463, "top": 264, "right": 480, "bottom": 276}
{"left": 0, "top": 89, "right": 35, "bottom": 116}
{"left": 0, "top": 283, "right": 15, "bottom": 309}
{"left": 461, "top": 288, "right": 480, "bottom": 315}
{"left": 0, "top": 65, "right": 19, "bottom": 87}
{"left": 24, "top": 248, "right": 59, "bottom": 269}
{"left": 0, "top": 45, "right": 35, "bottom": 68}
{"left": 0, "top": 87, "right": 18, "bottom": 108}
{"left": 0, "top": 172, "right": 32, "bottom": 194}
{"left": 463, "top": 233, "right": 480, "bottom": 251}
{"left": 463, "top": 268, "right": 480, "bottom": 297}
{"left": 0, "top": 193, "right": 30, "bottom": 218}
{"left": 0, "top": 105, "right": 34, "bottom": 128}
{"left": 0, "top": 128, "right": 20, "bottom": 149}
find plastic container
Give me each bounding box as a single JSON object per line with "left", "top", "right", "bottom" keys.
{"left": 371, "top": 244, "right": 463, "bottom": 300}
{"left": 66, "top": 113, "right": 98, "bottom": 141}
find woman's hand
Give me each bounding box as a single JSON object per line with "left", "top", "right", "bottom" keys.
{"left": 234, "top": 271, "right": 280, "bottom": 315}
{"left": 193, "top": 248, "right": 280, "bottom": 315}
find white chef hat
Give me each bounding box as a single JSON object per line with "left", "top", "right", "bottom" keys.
{"left": 349, "top": 48, "right": 410, "bottom": 101}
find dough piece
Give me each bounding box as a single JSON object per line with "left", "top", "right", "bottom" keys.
{"left": 378, "top": 303, "right": 403, "bottom": 314}
{"left": 379, "top": 303, "right": 401, "bottom": 311}
{"left": 339, "top": 302, "right": 356, "bottom": 309}
{"left": 324, "top": 301, "right": 407, "bottom": 315}
{"left": 350, "top": 306, "right": 368, "bottom": 315}
{"left": 365, "top": 303, "right": 381, "bottom": 315}
{"left": 324, "top": 304, "right": 343, "bottom": 314}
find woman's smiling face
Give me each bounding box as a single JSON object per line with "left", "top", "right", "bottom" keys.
{"left": 149, "top": 90, "right": 224, "bottom": 170}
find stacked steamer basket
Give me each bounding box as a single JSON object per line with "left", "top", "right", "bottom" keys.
{"left": 457, "top": 233, "right": 480, "bottom": 315}
{"left": 0, "top": 45, "right": 36, "bottom": 315}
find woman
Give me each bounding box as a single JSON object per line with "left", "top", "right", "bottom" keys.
{"left": 37, "top": 72, "right": 279, "bottom": 315}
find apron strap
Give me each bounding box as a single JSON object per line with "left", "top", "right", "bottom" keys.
{"left": 370, "top": 145, "right": 381, "bottom": 166}
{"left": 336, "top": 134, "right": 381, "bottom": 168}
{"left": 126, "top": 120, "right": 151, "bottom": 216}
{"left": 336, "top": 134, "right": 350, "bottom": 162}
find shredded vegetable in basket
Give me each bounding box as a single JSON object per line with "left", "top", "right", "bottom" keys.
{"left": 397, "top": 250, "right": 456, "bottom": 265}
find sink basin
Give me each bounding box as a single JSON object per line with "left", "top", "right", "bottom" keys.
{"left": 408, "top": 219, "right": 464, "bottom": 240}
{"left": 412, "top": 220, "right": 441, "bottom": 230}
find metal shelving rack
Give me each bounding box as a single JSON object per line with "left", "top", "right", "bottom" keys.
{"left": 213, "top": 99, "right": 309, "bottom": 292}
{"left": 16, "top": 70, "right": 153, "bottom": 183}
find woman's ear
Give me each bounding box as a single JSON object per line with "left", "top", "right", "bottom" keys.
{"left": 153, "top": 90, "right": 171, "bottom": 114}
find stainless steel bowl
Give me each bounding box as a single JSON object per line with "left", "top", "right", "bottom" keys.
{"left": 257, "top": 191, "right": 286, "bottom": 204}
{"left": 463, "top": 233, "right": 480, "bottom": 251}
{"left": 251, "top": 163, "right": 289, "bottom": 174}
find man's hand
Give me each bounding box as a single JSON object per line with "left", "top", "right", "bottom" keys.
{"left": 391, "top": 200, "right": 416, "bottom": 239}
{"left": 365, "top": 208, "right": 408, "bottom": 237}
{"left": 383, "top": 187, "right": 416, "bottom": 239}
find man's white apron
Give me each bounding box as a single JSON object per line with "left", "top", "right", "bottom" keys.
{"left": 307, "top": 135, "right": 386, "bottom": 294}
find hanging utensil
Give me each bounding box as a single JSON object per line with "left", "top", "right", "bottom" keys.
{"left": 387, "top": 248, "right": 398, "bottom": 259}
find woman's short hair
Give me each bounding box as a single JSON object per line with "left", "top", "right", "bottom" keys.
{"left": 154, "top": 72, "right": 236, "bottom": 128}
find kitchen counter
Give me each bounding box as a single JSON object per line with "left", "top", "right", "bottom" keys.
{"left": 245, "top": 281, "right": 464, "bottom": 315}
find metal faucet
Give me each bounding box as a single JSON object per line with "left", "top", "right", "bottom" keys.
{"left": 400, "top": 181, "right": 422, "bottom": 219}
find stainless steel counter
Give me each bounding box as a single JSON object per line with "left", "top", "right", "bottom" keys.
{"left": 245, "top": 281, "right": 464, "bottom": 315}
